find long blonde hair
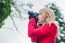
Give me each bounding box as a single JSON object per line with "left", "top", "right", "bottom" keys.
{"left": 39, "top": 8, "right": 61, "bottom": 38}
{"left": 39, "top": 8, "right": 55, "bottom": 23}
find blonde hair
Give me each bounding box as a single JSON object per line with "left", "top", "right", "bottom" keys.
{"left": 39, "top": 8, "right": 55, "bottom": 23}
{"left": 39, "top": 8, "right": 61, "bottom": 38}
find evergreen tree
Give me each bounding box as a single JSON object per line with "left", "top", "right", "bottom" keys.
{"left": 45, "top": 3, "right": 65, "bottom": 43}
{"left": 0, "top": 0, "right": 13, "bottom": 28}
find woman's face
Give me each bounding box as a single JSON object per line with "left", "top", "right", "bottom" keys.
{"left": 38, "top": 14, "right": 44, "bottom": 22}
{"left": 38, "top": 9, "right": 50, "bottom": 22}
{"left": 38, "top": 10, "right": 45, "bottom": 22}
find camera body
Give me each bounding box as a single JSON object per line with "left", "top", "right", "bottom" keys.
{"left": 28, "top": 11, "right": 39, "bottom": 18}
{"left": 28, "top": 11, "right": 43, "bottom": 26}
{"left": 28, "top": 11, "right": 39, "bottom": 20}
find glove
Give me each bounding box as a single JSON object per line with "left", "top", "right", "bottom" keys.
{"left": 28, "top": 11, "right": 35, "bottom": 19}
{"left": 28, "top": 11, "right": 39, "bottom": 19}
{"left": 28, "top": 11, "right": 39, "bottom": 23}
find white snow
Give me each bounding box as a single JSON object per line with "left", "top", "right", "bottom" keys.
{"left": 0, "top": 0, "right": 65, "bottom": 43}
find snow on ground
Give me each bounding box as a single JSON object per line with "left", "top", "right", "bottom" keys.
{"left": 0, "top": 28, "right": 20, "bottom": 43}
{"left": 0, "top": 16, "right": 31, "bottom": 43}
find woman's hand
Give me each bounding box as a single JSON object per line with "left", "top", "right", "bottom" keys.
{"left": 28, "top": 11, "right": 39, "bottom": 19}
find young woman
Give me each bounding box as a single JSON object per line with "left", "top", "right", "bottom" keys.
{"left": 28, "top": 8, "right": 60, "bottom": 43}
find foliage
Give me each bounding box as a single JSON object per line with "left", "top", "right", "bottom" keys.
{"left": 45, "top": 3, "right": 65, "bottom": 43}
{"left": 0, "top": 0, "right": 14, "bottom": 28}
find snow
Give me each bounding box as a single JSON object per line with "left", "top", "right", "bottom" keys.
{"left": 0, "top": 16, "right": 31, "bottom": 43}
{"left": 0, "top": 28, "right": 20, "bottom": 43}
{"left": 0, "top": 0, "right": 65, "bottom": 43}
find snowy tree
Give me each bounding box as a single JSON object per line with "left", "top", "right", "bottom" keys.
{"left": 10, "top": 0, "right": 33, "bottom": 29}
{"left": 0, "top": 0, "right": 33, "bottom": 43}
{"left": 0, "top": 0, "right": 13, "bottom": 28}
{"left": 44, "top": 3, "right": 65, "bottom": 43}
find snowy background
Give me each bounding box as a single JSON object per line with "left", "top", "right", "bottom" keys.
{"left": 0, "top": 0, "right": 65, "bottom": 43}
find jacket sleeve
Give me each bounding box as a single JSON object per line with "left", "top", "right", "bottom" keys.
{"left": 28, "top": 18, "right": 37, "bottom": 37}
{"left": 28, "top": 18, "right": 57, "bottom": 37}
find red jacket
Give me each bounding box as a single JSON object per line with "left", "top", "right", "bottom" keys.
{"left": 28, "top": 18, "right": 57, "bottom": 43}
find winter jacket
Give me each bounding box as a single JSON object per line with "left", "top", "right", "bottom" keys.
{"left": 28, "top": 18, "right": 57, "bottom": 43}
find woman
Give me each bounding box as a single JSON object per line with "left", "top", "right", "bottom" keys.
{"left": 28, "top": 8, "right": 60, "bottom": 43}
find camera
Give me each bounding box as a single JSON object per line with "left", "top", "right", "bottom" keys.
{"left": 28, "top": 11, "right": 39, "bottom": 17}
{"left": 28, "top": 11, "right": 43, "bottom": 26}
{"left": 28, "top": 11, "right": 39, "bottom": 21}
